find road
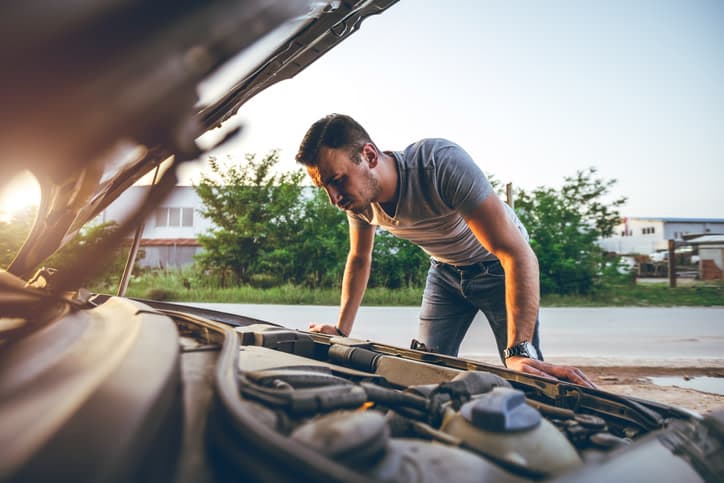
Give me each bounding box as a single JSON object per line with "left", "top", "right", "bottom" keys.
{"left": 187, "top": 304, "right": 724, "bottom": 367}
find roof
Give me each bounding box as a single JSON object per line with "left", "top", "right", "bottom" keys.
{"left": 623, "top": 217, "right": 724, "bottom": 223}
{"left": 686, "top": 234, "right": 724, "bottom": 246}
{"left": 139, "top": 238, "right": 201, "bottom": 247}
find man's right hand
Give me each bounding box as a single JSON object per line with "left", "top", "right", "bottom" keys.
{"left": 308, "top": 323, "right": 344, "bottom": 336}
{"left": 506, "top": 357, "right": 598, "bottom": 389}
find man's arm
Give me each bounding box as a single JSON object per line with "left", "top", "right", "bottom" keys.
{"left": 308, "top": 222, "right": 375, "bottom": 337}
{"left": 464, "top": 195, "right": 597, "bottom": 388}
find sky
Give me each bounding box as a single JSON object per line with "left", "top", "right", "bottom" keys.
{"left": 192, "top": 0, "right": 724, "bottom": 219}
{"left": 1, "top": 0, "right": 722, "bottom": 221}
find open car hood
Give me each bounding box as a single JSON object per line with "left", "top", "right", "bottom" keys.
{"left": 1, "top": 0, "right": 398, "bottom": 284}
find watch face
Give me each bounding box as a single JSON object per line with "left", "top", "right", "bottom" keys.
{"left": 524, "top": 342, "right": 539, "bottom": 360}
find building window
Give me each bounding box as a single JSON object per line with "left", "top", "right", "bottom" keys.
{"left": 154, "top": 207, "right": 194, "bottom": 227}
{"left": 169, "top": 207, "right": 180, "bottom": 226}
{"left": 182, "top": 208, "right": 193, "bottom": 227}
{"left": 155, "top": 208, "right": 168, "bottom": 227}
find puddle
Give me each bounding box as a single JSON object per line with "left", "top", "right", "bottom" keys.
{"left": 648, "top": 376, "right": 724, "bottom": 396}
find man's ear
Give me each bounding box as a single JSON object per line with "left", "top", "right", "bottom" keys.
{"left": 362, "top": 143, "right": 377, "bottom": 167}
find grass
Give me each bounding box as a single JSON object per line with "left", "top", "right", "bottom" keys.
{"left": 110, "top": 271, "right": 724, "bottom": 307}
{"left": 541, "top": 283, "right": 724, "bottom": 307}
{"left": 127, "top": 284, "right": 422, "bottom": 306}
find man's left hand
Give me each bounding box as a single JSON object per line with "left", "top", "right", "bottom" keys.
{"left": 505, "top": 356, "right": 599, "bottom": 389}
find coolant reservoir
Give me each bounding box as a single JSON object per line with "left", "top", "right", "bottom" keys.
{"left": 441, "top": 387, "right": 582, "bottom": 477}
{"left": 291, "top": 410, "right": 525, "bottom": 482}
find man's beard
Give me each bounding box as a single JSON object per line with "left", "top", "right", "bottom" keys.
{"left": 349, "top": 169, "right": 381, "bottom": 213}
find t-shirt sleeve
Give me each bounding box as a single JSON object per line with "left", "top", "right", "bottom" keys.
{"left": 434, "top": 142, "right": 494, "bottom": 216}
{"left": 347, "top": 211, "right": 371, "bottom": 228}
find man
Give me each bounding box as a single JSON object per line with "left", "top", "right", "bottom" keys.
{"left": 295, "top": 113, "right": 595, "bottom": 387}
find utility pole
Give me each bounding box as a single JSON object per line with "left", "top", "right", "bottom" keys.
{"left": 668, "top": 239, "right": 676, "bottom": 288}
{"left": 506, "top": 182, "right": 514, "bottom": 208}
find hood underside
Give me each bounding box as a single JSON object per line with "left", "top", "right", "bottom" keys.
{"left": 0, "top": 0, "right": 398, "bottom": 285}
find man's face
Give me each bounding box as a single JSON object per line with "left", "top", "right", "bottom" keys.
{"left": 307, "top": 145, "right": 380, "bottom": 213}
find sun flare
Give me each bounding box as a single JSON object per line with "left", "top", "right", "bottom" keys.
{"left": 0, "top": 171, "right": 41, "bottom": 223}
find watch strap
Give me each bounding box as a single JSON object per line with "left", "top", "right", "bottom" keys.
{"left": 503, "top": 341, "right": 539, "bottom": 360}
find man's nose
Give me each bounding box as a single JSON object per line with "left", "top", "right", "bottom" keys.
{"left": 325, "top": 186, "right": 342, "bottom": 206}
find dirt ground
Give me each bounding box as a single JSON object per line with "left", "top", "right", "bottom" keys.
{"left": 470, "top": 355, "right": 724, "bottom": 415}
{"left": 582, "top": 365, "right": 724, "bottom": 414}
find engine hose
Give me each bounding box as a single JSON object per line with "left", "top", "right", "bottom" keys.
{"left": 360, "top": 382, "right": 428, "bottom": 410}
{"left": 238, "top": 375, "right": 367, "bottom": 416}
{"left": 247, "top": 369, "right": 354, "bottom": 389}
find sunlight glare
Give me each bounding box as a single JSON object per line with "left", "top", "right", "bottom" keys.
{"left": 0, "top": 171, "right": 41, "bottom": 223}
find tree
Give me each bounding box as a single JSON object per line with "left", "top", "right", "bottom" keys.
{"left": 0, "top": 206, "right": 37, "bottom": 268}
{"left": 515, "top": 168, "right": 626, "bottom": 295}
{"left": 370, "top": 231, "right": 429, "bottom": 288}
{"left": 1, "top": 206, "right": 139, "bottom": 290}
{"left": 289, "top": 188, "right": 349, "bottom": 287}
{"left": 194, "top": 151, "right": 305, "bottom": 285}
{"left": 46, "top": 222, "right": 142, "bottom": 290}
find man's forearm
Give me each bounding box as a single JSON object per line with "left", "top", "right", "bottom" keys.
{"left": 336, "top": 253, "right": 372, "bottom": 335}
{"left": 499, "top": 246, "right": 540, "bottom": 346}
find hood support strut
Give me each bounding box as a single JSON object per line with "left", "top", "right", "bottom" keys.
{"left": 117, "top": 164, "right": 161, "bottom": 297}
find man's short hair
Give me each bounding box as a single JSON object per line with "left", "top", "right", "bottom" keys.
{"left": 296, "top": 113, "right": 373, "bottom": 166}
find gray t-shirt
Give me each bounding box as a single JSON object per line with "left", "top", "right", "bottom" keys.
{"left": 348, "top": 138, "right": 527, "bottom": 265}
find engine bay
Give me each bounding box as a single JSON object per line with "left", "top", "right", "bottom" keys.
{"left": 176, "top": 309, "right": 716, "bottom": 483}
{"left": 2, "top": 296, "right": 719, "bottom": 483}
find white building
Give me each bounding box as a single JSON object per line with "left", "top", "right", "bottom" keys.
{"left": 599, "top": 217, "right": 724, "bottom": 255}
{"left": 688, "top": 234, "right": 724, "bottom": 280}
{"left": 99, "top": 186, "right": 213, "bottom": 268}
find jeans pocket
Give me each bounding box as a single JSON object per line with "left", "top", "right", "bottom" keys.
{"left": 484, "top": 261, "right": 505, "bottom": 278}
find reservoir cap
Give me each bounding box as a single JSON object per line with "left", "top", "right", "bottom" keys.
{"left": 461, "top": 387, "right": 541, "bottom": 432}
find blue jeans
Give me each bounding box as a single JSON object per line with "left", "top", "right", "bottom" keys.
{"left": 418, "top": 258, "right": 543, "bottom": 361}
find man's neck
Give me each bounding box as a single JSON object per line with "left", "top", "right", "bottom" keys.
{"left": 376, "top": 152, "right": 399, "bottom": 206}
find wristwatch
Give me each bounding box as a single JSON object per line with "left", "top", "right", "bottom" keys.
{"left": 503, "top": 341, "right": 539, "bottom": 360}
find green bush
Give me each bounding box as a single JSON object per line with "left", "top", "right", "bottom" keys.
{"left": 144, "top": 287, "right": 177, "bottom": 301}
{"left": 249, "top": 273, "right": 281, "bottom": 289}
